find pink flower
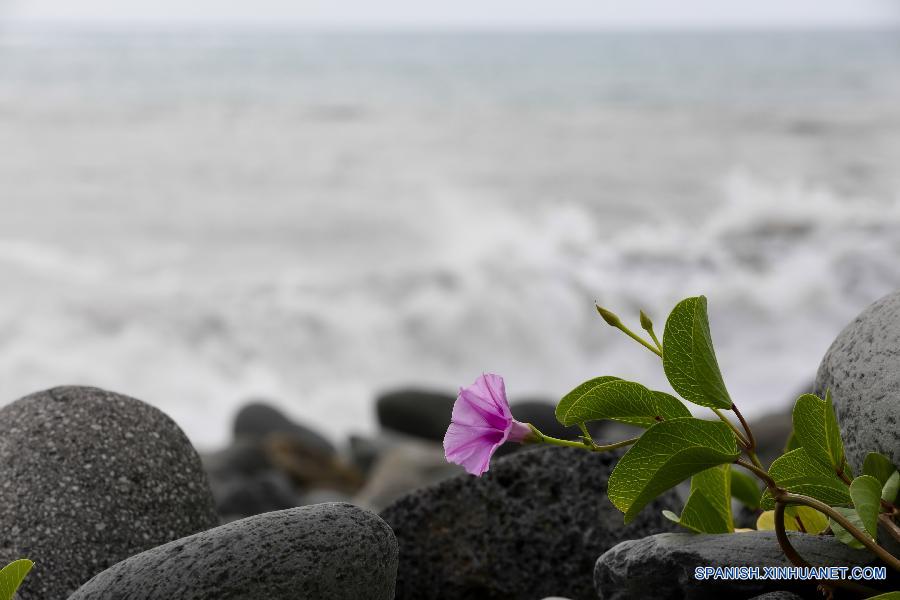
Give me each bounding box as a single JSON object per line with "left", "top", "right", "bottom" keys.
{"left": 443, "top": 374, "right": 533, "bottom": 476}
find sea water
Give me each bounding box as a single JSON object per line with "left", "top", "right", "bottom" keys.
{"left": 0, "top": 29, "right": 898, "bottom": 448}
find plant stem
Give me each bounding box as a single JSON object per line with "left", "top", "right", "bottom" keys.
{"left": 774, "top": 502, "right": 811, "bottom": 567}
{"left": 746, "top": 450, "right": 766, "bottom": 472}
{"left": 779, "top": 492, "right": 900, "bottom": 572}
{"left": 735, "top": 458, "right": 778, "bottom": 490}
{"left": 618, "top": 324, "right": 663, "bottom": 357}
{"left": 578, "top": 423, "right": 594, "bottom": 445}
{"left": 535, "top": 431, "right": 639, "bottom": 453}
{"left": 645, "top": 325, "right": 663, "bottom": 353}
{"left": 836, "top": 468, "right": 852, "bottom": 486}
{"left": 713, "top": 408, "right": 751, "bottom": 448}
{"left": 880, "top": 513, "right": 900, "bottom": 544}
{"left": 731, "top": 403, "right": 756, "bottom": 451}
{"left": 774, "top": 502, "right": 883, "bottom": 598}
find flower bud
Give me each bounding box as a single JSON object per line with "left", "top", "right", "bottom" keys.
{"left": 596, "top": 305, "right": 621, "bottom": 327}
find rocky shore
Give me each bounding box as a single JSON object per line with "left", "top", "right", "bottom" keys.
{"left": 1, "top": 291, "right": 899, "bottom": 599}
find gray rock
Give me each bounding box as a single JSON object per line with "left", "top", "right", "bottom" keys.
{"left": 376, "top": 388, "right": 455, "bottom": 442}
{"left": 215, "top": 470, "right": 301, "bottom": 521}
{"left": 748, "top": 593, "right": 804, "bottom": 600}
{"left": 381, "top": 446, "right": 679, "bottom": 600}
{"left": 0, "top": 386, "right": 218, "bottom": 599}
{"left": 509, "top": 399, "right": 587, "bottom": 440}
{"left": 594, "top": 531, "right": 873, "bottom": 600}
{"left": 353, "top": 438, "right": 462, "bottom": 511}
{"left": 815, "top": 291, "right": 900, "bottom": 472}
{"left": 233, "top": 401, "right": 335, "bottom": 456}
{"left": 69, "top": 503, "right": 398, "bottom": 600}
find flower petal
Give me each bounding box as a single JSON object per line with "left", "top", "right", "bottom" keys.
{"left": 451, "top": 374, "right": 511, "bottom": 430}
{"left": 443, "top": 422, "right": 506, "bottom": 476}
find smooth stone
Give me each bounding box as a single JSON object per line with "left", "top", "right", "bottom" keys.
{"left": 353, "top": 438, "right": 463, "bottom": 511}
{"left": 376, "top": 388, "right": 455, "bottom": 442}
{"left": 814, "top": 291, "right": 900, "bottom": 472}
{"left": 233, "top": 401, "right": 335, "bottom": 456}
{"left": 203, "top": 438, "right": 271, "bottom": 479}
{"left": 69, "top": 503, "right": 398, "bottom": 600}
{"left": 381, "top": 446, "right": 679, "bottom": 600}
{"left": 0, "top": 386, "right": 218, "bottom": 599}
{"left": 214, "top": 470, "right": 301, "bottom": 521}
{"left": 509, "top": 399, "right": 606, "bottom": 440}
{"left": 594, "top": 531, "right": 872, "bottom": 600}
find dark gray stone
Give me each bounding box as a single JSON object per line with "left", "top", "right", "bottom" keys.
{"left": 510, "top": 400, "right": 606, "bottom": 441}
{"left": 376, "top": 388, "right": 455, "bottom": 442}
{"left": 594, "top": 531, "right": 873, "bottom": 600}
{"left": 815, "top": 291, "right": 900, "bottom": 473}
{"left": 748, "top": 593, "right": 804, "bottom": 600}
{"left": 215, "top": 470, "right": 301, "bottom": 521}
{"left": 233, "top": 401, "right": 335, "bottom": 456}
{"left": 69, "top": 503, "right": 398, "bottom": 600}
{"left": 381, "top": 446, "right": 679, "bottom": 600}
{"left": 0, "top": 386, "right": 218, "bottom": 599}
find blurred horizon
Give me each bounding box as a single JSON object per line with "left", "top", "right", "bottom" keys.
{"left": 2, "top": 0, "right": 898, "bottom": 30}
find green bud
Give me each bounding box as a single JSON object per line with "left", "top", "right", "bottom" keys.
{"left": 596, "top": 305, "right": 621, "bottom": 327}
{"left": 639, "top": 310, "right": 653, "bottom": 331}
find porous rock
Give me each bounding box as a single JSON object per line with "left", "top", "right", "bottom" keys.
{"left": 0, "top": 386, "right": 218, "bottom": 599}
{"left": 814, "top": 291, "right": 900, "bottom": 472}
{"left": 594, "top": 531, "right": 872, "bottom": 600}
{"left": 382, "top": 446, "right": 679, "bottom": 600}
{"left": 69, "top": 503, "right": 398, "bottom": 600}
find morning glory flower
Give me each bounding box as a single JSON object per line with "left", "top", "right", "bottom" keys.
{"left": 443, "top": 373, "right": 533, "bottom": 476}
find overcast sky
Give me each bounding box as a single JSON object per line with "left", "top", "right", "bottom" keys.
{"left": 3, "top": 0, "right": 899, "bottom": 29}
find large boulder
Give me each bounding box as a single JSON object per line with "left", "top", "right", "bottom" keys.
{"left": 0, "top": 386, "right": 218, "bottom": 599}
{"left": 381, "top": 446, "right": 679, "bottom": 600}
{"left": 69, "top": 503, "right": 398, "bottom": 600}
{"left": 594, "top": 531, "right": 873, "bottom": 600}
{"left": 815, "top": 291, "right": 900, "bottom": 472}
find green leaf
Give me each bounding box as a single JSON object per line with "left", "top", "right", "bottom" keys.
{"left": 863, "top": 592, "right": 900, "bottom": 600}
{"left": 755, "top": 506, "right": 828, "bottom": 534}
{"left": 788, "top": 506, "right": 829, "bottom": 534}
{"left": 608, "top": 417, "right": 740, "bottom": 524}
{"left": 792, "top": 392, "right": 848, "bottom": 473}
{"left": 665, "top": 465, "right": 734, "bottom": 534}
{"left": 730, "top": 468, "right": 762, "bottom": 510}
{"left": 793, "top": 392, "right": 849, "bottom": 471}
{"left": 863, "top": 452, "right": 898, "bottom": 486}
{"left": 555, "top": 376, "right": 620, "bottom": 425}
{"left": 760, "top": 447, "right": 851, "bottom": 510}
{"left": 784, "top": 431, "right": 801, "bottom": 453}
{"left": 850, "top": 475, "right": 882, "bottom": 539}
{"left": 555, "top": 379, "right": 690, "bottom": 428}
{"left": 0, "top": 559, "right": 34, "bottom": 600}
{"left": 661, "top": 296, "right": 733, "bottom": 409}
{"left": 883, "top": 471, "right": 899, "bottom": 503}
{"left": 829, "top": 506, "right": 868, "bottom": 550}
